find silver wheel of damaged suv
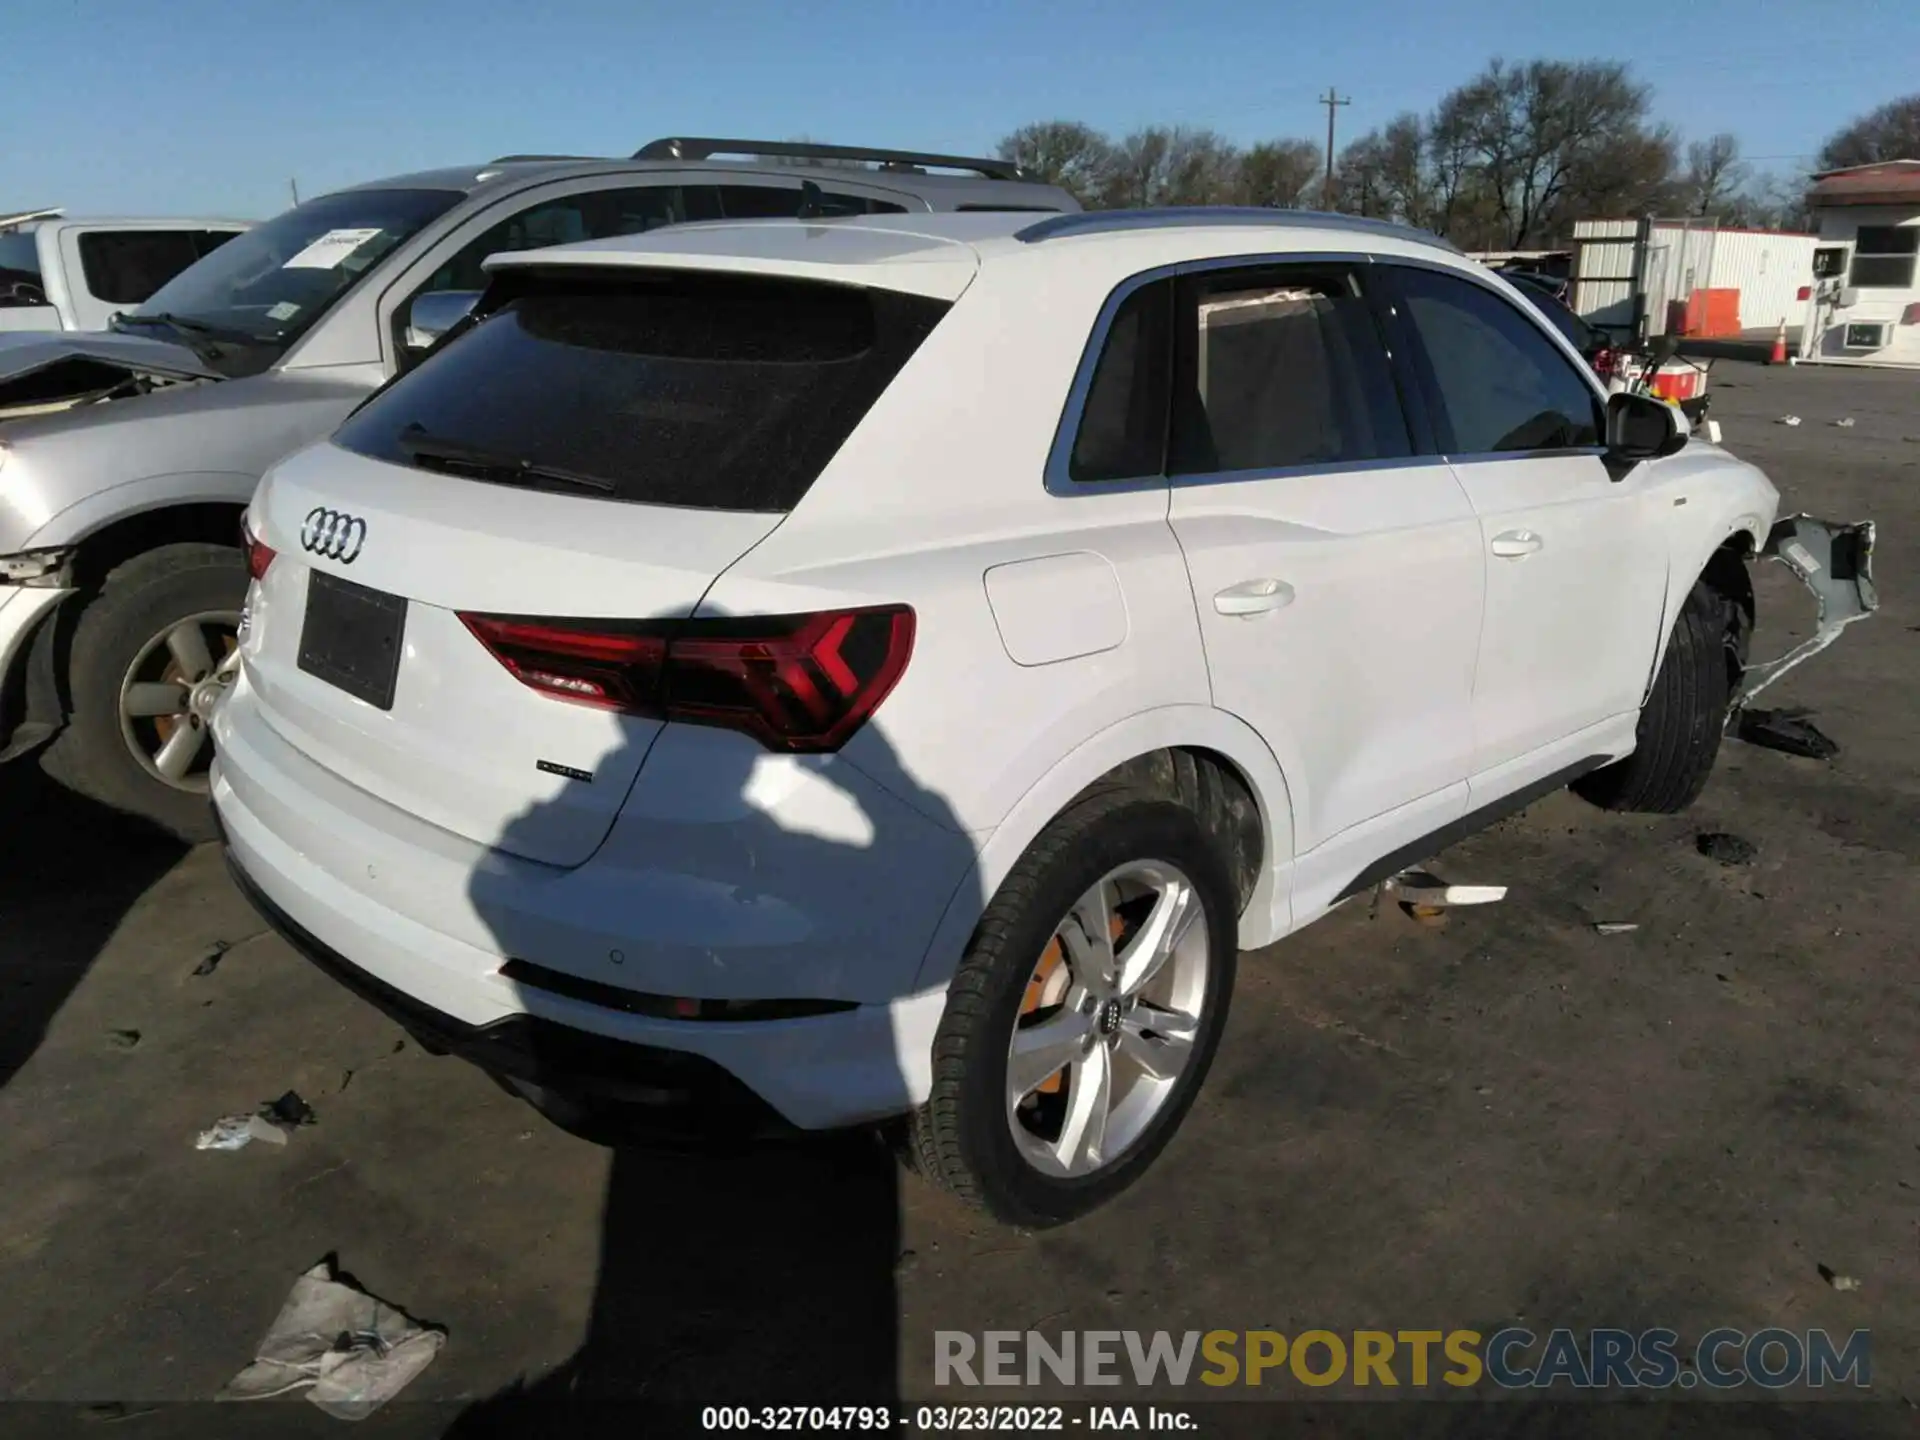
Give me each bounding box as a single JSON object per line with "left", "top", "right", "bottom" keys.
{"left": 1005, "top": 861, "right": 1212, "bottom": 1178}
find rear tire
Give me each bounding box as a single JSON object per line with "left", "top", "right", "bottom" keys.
{"left": 1574, "top": 579, "right": 1735, "bottom": 814}
{"left": 907, "top": 784, "right": 1237, "bottom": 1227}
{"left": 39, "top": 543, "right": 247, "bottom": 843}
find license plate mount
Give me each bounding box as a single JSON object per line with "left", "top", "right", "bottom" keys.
{"left": 298, "top": 570, "right": 408, "bottom": 711}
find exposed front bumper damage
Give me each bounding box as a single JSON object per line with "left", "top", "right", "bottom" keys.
{"left": 1732, "top": 514, "right": 1878, "bottom": 712}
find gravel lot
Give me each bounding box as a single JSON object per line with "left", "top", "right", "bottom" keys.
{"left": 2, "top": 359, "right": 1915, "bottom": 1435}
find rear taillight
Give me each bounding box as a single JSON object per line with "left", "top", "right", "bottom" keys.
{"left": 1902, "top": 303, "right": 1920, "bottom": 326}
{"left": 459, "top": 605, "right": 915, "bottom": 754}
{"left": 241, "top": 512, "right": 275, "bottom": 581}
{"left": 1592, "top": 347, "right": 1615, "bottom": 377}
{"left": 1797, "top": 285, "right": 1813, "bottom": 301}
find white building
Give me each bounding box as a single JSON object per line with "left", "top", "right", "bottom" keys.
{"left": 1798, "top": 160, "right": 1920, "bottom": 367}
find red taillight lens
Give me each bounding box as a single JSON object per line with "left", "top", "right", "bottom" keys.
{"left": 1797, "top": 285, "right": 1813, "bottom": 301}
{"left": 459, "top": 605, "right": 915, "bottom": 754}
{"left": 241, "top": 512, "right": 275, "bottom": 581}
{"left": 1902, "top": 303, "right": 1920, "bottom": 326}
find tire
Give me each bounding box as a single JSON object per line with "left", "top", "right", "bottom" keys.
{"left": 39, "top": 543, "right": 248, "bottom": 842}
{"left": 1574, "top": 578, "right": 1736, "bottom": 814}
{"left": 907, "top": 784, "right": 1238, "bottom": 1227}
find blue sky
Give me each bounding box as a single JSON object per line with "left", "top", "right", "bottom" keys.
{"left": 6, "top": 0, "right": 1911, "bottom": 219}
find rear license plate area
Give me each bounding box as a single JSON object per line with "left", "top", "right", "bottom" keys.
{"left": 298, "top": 570, "right": 408, "bottom": 711}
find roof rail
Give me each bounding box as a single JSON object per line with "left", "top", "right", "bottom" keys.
{"left": 633, "top": 137, "right": 1028, "bottom": 182}
{"left": 1014, "top": 207, "right": 1460, "bottom": 253}
{"left": 0, "top": 206, "right": 65, "bottom": 231}
{"left": 486, "top": 154, "right": 604, "bottom": 164}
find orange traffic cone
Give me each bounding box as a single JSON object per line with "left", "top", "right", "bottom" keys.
{"left": 1768, "top": 319, "right": 1788, "bottom": 365}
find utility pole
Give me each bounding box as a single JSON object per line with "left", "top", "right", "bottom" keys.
{"left": 289, "top": 178, "right": 301, "bottom": 206}
{"left": 1319, "top": 88, "right": 1350, "bottom": 207}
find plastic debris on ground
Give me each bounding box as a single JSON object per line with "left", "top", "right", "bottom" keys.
{"left": 1833, "top": 417, "right": 1856, "bottom": 428}
{"left": 1777, "top": 415, "right": 1801, "bottom": 426}
{"left": 1821, "top": 1268, "right": 1862, "bottom": 1293}
{"left": 220, "top": 1259, "right": 445, "bottom": 1420}
{"left": 106, "top": 1029, "right": 141, "bottom": 1050}
{"left": 195, "top": 1115, "right": 290, "bottom": 1151}
{"left": 1378, "top": 869, "right": 1505, "bottom": 927}
{"left": 1696, "top": 832, "right": 1758, "bottom": 866}
{"left": 195, "top": 1092, "right": 316, "bottom": 1151}
{"left": 1735, "top": 707, "right": 1841, "bottom": 760}
{"left": 1593, "top": 922, "right": 1640, "bottom": 935}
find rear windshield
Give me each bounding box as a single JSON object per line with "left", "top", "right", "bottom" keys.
{"left": 334, "top": 272, "right": 949, "bottom": 512}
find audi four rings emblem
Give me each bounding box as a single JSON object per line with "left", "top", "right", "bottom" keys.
{"left": 301, "top": 507, "right": 367, "bottom": 563}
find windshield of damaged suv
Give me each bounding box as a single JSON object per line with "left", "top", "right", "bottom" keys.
{"left": 333, "top": 271, "right": 950, "bottom": 511}
{"left": 121, "top": 188, "right": 461, "bottom": 352}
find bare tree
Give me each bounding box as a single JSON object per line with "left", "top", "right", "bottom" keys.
{"left": 1444, "top": 58, "right": 1664, "bottom": 248}
{"left": 1097, "top": 127, "right": 1172, "bottom": 208}
{"left": 1682, "top": 133, "right": 1747, "bottom": 216}
{"left": 1818, "top": 94, "right": 1920, "bottom": 170}
{"left": 1236, "top": 138, "right": 1321, "bottom": 208}
{"left": 1161, "top": 128, "right": 1242, "bottom": 205}
{"left": 996, "top": 121, "right": 1115, "bottom": 204}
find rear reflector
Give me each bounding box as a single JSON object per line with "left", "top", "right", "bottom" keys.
{"left": 499, "top": 958, "right": 856, "bottom": 1021}
{"left": 241, "top": 511, "right": 275, "bottom": 581}
{"left": 459, "top": 604, "right": 915, "bottom": 754}
{"left": 1796, "top": 286, "right": 1813, "bottom": 301}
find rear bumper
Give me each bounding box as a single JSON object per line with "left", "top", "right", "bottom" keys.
{"left": 211, "top": 680, "right": 958, "bottom": 1131}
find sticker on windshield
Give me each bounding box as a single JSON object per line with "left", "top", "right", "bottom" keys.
{"left": 282, "top": 228, "right": 383, "bottom": 270}
{"left": 267, "top": 301, "right": 302, "bottom": 322}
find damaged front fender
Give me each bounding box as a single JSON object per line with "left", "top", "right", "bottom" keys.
{"left": 1732, "top": 513, "right": 1877, "bottom": 711}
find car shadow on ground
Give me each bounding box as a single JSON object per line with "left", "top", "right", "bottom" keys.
{"left": 432, "top": 703, "right": 976, "bottom": 1430}
{"left": 0, "top": 757, "right": 189, "bottom": 1092}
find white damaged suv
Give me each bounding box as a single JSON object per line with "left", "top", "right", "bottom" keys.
{"left": 214, "top": 209, "right": 1875, "bottom": 1226}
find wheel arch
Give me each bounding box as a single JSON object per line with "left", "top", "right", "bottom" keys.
{"left": 1642, "top": 516, "right": 1765, "bottom": 703}
{"left": 913, "top": 705, "right": 1297, "bottom": 992}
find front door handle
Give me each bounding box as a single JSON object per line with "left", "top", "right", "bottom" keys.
{"left": 1214, "top": 578, "right": 1295, "bottom": 617}
{"left": 1491, "top": 529, "right": 1544, "bottom": 558}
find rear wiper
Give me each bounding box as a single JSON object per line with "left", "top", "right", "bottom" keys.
{"left": 396, "top": 428, "right": 615, "bottom": 494}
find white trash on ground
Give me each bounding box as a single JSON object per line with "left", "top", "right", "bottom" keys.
{"left": 1777, "top": 415, "right": 1802, "bottom": 426}
{"left": 220, "top": 1260, "right": 445, "bottom": 1420}
{"left": 194, "top": 1115, "right": 290, "bottom": 1151}
{"left": 1593, "top": 922, "right": 1640, "bottom": 935}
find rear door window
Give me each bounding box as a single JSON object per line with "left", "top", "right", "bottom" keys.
{"left": 336, "top": 271, "right": 949, "bottom": 512}
{"left": 718, "top": 184, "right": 909, "bottom": 218}
{"left": 1170, "top": 266, "right": 1411, "bottom": 474}
{"left": 77, "top": 230, "right": 206, "bottom": 305}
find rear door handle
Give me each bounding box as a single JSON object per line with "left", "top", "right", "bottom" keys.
{"left": 1491, "top": 530, "right": 1544, "bottom": 558}
{"left": 1213, "top": 578, "right": 1295, "bottom": 617}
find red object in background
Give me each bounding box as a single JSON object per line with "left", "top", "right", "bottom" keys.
{"left": 1901, "top": 303, "right": 1920, "bottom": 325}
{"left": 1650, "top": 364, "right": 1703, "bottom": 403}
{"left": 1797, "top": 285, "right": 1813, "bottom": 301}
{"left": 1669, "top": 290, "right": 1742, "bottom": 338}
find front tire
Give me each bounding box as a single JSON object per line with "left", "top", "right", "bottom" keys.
{"left": 1575, "top": 579, "right": 1736, "bottom": 814}
{"left": 40, "top": 543, "right": 247, "bottom": 842}
{"left": 907, "top": 785, "right": 1238, "bottom": 1227}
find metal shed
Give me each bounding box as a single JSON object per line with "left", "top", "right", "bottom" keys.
{"left": 1570, "top": 218, "right": 1817, "bottom": 341}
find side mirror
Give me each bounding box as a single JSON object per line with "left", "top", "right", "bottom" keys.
{"left": 1607, "top": 391, "right": 1689, "bottom": 463}
{"left": 404, "top": 289, "right": 482, "bottom": 351}
{"left": 1838, "top": 287, "right": 1859, "bottom": 310}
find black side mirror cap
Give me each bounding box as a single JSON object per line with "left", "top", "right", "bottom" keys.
{"left": 1606, "top": 391, "right": 1689, "bottom": 464}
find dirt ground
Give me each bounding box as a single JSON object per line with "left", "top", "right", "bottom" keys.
{"left": 1, "top": 359, "right": 1915, "bottom": 1436}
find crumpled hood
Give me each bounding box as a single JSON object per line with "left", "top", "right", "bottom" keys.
{"left": 0, "top": 330, "right": 221, "bottom": 386}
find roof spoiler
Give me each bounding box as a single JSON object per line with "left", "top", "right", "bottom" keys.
{"left": 632, "top": 137, "right": 1028, "bottom": 182}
